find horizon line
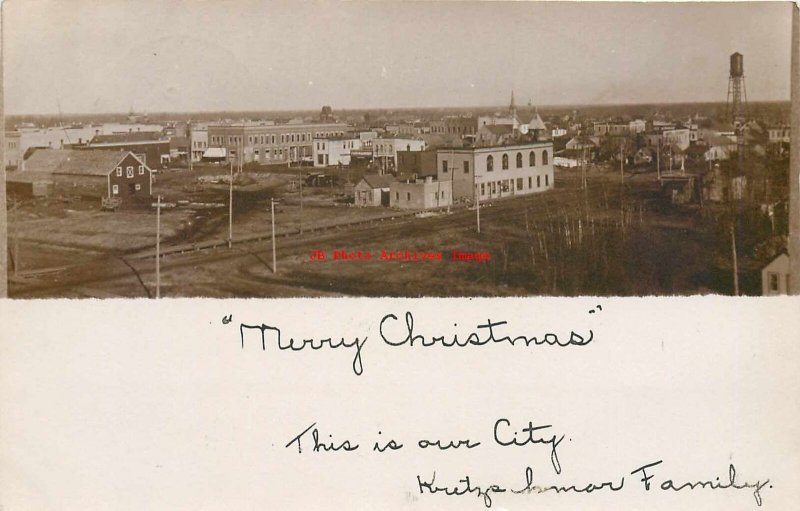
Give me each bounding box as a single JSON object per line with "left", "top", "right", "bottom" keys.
{"left": 6, "top": 98, "right": 791, "bottom": 119}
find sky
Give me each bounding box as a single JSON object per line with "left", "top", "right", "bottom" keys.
{"left": 3, "top": 0, "right": 794, "bottom": 115}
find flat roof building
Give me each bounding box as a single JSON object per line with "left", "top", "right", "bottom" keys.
{"left": 208, "top": 121, "right": 352, "bottom": 165}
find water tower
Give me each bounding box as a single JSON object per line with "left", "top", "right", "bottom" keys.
{"left": 726, "top": 52, "right": 748, "bottom": 123}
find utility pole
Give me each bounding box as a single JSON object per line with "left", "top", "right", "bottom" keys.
{"left": 731, "top": 222, "right": 739, "bottom": 296}
{"left": 299, "top": 173, "right": 304, "bottom": 235}
{"left": 188, "top": 120, "right": 193, "bottom": 173}
{"left": 228, "top": 160, "right": 233, "bottom": 248}
{"left": 475, "top": 183, "right": 481, "bottom": 234}
{"left": 8, "top": 198, "right": 20, "bottom": 277}
{"left": 789, "top": 3, "right": 800, "bottom": 294}
{"left": 156, "top": 194, "right": 161, "bottom": 299}
{"left": 656, "top": 140, "right": 661, "bottom": 180}
{"left": 271, "top": 198, "right": 277, "bottom": 273}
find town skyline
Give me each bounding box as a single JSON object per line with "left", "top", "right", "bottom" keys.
{"left": 4, "top": 0, "right": 793, "bottom": 115}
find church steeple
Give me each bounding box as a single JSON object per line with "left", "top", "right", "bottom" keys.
{"left": 509, "top": 89, "right": 517, "bottom": 118}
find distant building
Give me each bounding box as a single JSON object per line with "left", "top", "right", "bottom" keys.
{"left": 768, "top": 125, "right": 791, "bottom": 144}
{"left": 354, "top": 174, "right": 394, "bottom": 207}
{"left": 703, "top": 134, "right": 736, "bottom": 162}
{"left": 207, "top": 121, "right": 352, "bottom": 165}
{"left": 553, "top": 156, "right": 579, "bottom": 168}
{"left": 662, "top": 128, "right": 691, "bottom": 151}
{"left": 593, "top": 122, "right": 629, "bottom": 136}
{"left": 22, "top": 149, "right": 152, "bottom": 200}
{"left": 5, "top": 131, "right": 21, "bottom": 170}
{"left": 320, "top": 105, "right": 335, "bottom": 123}
{"left": 396, "top": 149, "right": 438, "bottom": 180}
{"left": 189, "top": 125, "right": 208, "bottom": 163}
{"left": 551, "top": 127, "right": 568, "bottom": 138}
{"left": 629, "top": 120, "right": 647, "bottom": 133}
{"left": 373, "top": 138, "right": 426, "bottom": 173}
{"left": 762, "top": 253, "right": 790, "bottom": 295}
{"left": 313, "top": 135, "right": 362, "bottom": 167}
{"left": 651, "top": 120, "right": 677, "bottom": 132}
{"left": 476, "top": 124, "right": 516, "bottom": 147}
{"left": 565, "top": 136, "right": 598, "bottom": 151}
{"left": 431, "top": 116, "right": 479, "bottom": 136}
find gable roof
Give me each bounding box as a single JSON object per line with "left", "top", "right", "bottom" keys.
{"left": 360, "top": 174, "right": 395, "bottom": 188}
{"left": 480, "top": 124, "right": 514, "bottom": 136}
{"left": 24, "top": 149, "right": 135, "bottom": 176}
{"left": 527, "top": 112, "right": 547, "bottom": 131}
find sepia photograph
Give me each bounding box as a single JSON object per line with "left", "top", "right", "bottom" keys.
{"left": 2, "top": 0, "right": 798, "bottom": 298}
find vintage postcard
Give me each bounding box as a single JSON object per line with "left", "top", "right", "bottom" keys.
{"left": 1, "top": 1, "right": 799, "bottom": 510}
{"left": 1, "top": 0, "right": 797, "bottom": 298}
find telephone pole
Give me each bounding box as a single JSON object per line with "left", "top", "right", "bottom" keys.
{"left": 156, "top": 195, "right": 162, "bottom": 299}
{"left": 228, "top": 160, "right": 233, "bottom": 248}
{"left": 475, "top": 183, "right": 481, "bottom": 234}
{"left": 271, "top": 198, "right": 277, "bottom": 273}
{"left": 299, "top": 173, "right": 304, "bottom": 235}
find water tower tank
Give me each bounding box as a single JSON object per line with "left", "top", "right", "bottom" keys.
{"left": 730, "top": 52, "right": 744, "bottom": 77}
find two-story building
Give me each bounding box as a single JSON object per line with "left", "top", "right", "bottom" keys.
{"left": 207, "top": 121, "right": 352, "bottom": 165}
{"left": 372, "top": 137, "right": 426, "bottom": 173}
{"left": 437, "top": 142, "right": 554, "bottom": 202}
{"left": 312, "top": 135, "right": 363, "bottom": 167}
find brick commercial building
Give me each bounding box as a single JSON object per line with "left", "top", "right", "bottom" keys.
{"left": 208, "top": 121, "right": 352, "bottom": 165}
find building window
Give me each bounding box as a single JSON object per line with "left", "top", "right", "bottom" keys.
{"left": 396, "top": 192, "right": 399, "bottom": 200}
{"left": 442, "top": 160, "right": 448, "bottom": 173}
{"left": 537, "top": 176, "right": 541, "bottom": 188}
{"left": 543, "top": 150, "right": 549, "bottom": 165}
{"left": 318, "top": 155, "right": 325, "bottom": 165}
{"left": 126, "top": 166, "right": 134, "bottom": 178}
{"left": 545, "top": 174, "right": 549, "bottom": 186}
{"left": 116, "top": 167, "right": 122, "bottom": 177}
{"left": 516, "top": 153, "right": 523, "bottom": 168}
{"left": 480, "top": 183, "right": 485, "bottom": 195}
{"left": 112, "top": 184, "right": 119, "bottom": 195}
{"left": 486, "top": 155, "right": 494, "bottom": 172}
{"left": 529, "top": 151, "right": 536, "bottom": 166}
{"left": 463, "top": 161, "right": 469, "bottom": 173}
{"left": 769, "top": 273, "right": 779, "bottom": 292}
{"left": 138, "top": 165, "right": 144, "bottom": 175}
{"left": 528, "top": 176, "right": 532, "bottom": 188}
{"left": 517, "top": 177, "right": 523, "bottom": 190}
{"left": 407, "top": 192, "right": 411, "bottom": 201}
{"left": 502, "top": 154, "right": 509, "bottom": 170}
{"left": 135, "top": 184, "right": 141, "bottom": 191}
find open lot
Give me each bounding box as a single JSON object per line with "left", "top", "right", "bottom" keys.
{"left": 8, "top": 162, "right": 744, "bottom": 298}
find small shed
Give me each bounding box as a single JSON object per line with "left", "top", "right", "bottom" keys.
{"left": 6, "top": 170, "right": 54, "bottom": 198}
{"left": 762, "top": 253, "right": 790, "bottom": 296}
{"left": 354, "top": 174, "right": 394, "bottom": 207}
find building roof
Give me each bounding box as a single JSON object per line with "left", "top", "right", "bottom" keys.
{"left": 24, "top": 149, "right": 133, "bottom": 176}
{"left": 360, "top": 174, "right": 395, "bottom": 189}
{"left": 704, "top": 134, "right": 735, "bottom": 147}
{"left": 6, "top": 170, "right": 54, "bottom": 184}
{"left": 527, "top": 112, "right": 547, "bottom": 131}
{"left": 91, "top": 131, "right": 163, "bottom": 144}
{"left": 480, "top": 125, "right": 514, "bottom": 136}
